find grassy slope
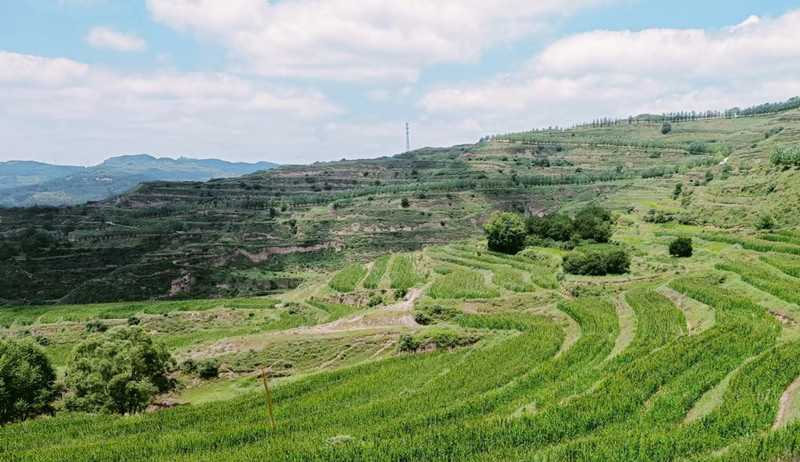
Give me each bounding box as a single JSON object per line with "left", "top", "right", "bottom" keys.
{"left": 4, "top": 109, "right": 800, "bottom": 460}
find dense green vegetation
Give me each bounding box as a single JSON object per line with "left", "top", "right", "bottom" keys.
{"left": 4, "top": 99, "right": 800, "bottom": 461}
{"left": 327, "top": 265, "right": 367, "bottom": 293}
{"left": 525, "top": 205, "right": 614, "bottom": 247}
{"left": 64, "top": 326, "right": 175, "bottom": 415}
{"left": 484, "top": 212, "right": 527, "bottom": 254}
{"left": 669, "top": 236, "right": 693, "bottom": 257}
{"left": 388, "top": 254, "right": 425, "bottom": 291}
{"left": 0, "top": 338, "right": 58, "bottom": 423}
{"left": 428, "top": 269, "right": 500, "bottom": 299}
{"left": 563, "top": 245, "right": 630, "bottom": 275}
{"left": 361, "top": 256, "right": 389, "bottom": 289}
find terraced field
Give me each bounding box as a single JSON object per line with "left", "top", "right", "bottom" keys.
{"left": 4, "top": 217, "right": 800, "bottom": 461}
{"left": 4, "top": 104, "right": 800, "bottom": 460}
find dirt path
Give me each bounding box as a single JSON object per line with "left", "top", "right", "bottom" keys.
{"left": 773, "top": 373, "right": 800, "bottom": 429}
{"left": 290, "top": 288, "right": 423, "bottom": 335}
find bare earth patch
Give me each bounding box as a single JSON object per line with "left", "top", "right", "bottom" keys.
{"left": 773, "top": 373, "right": 800, "bottom": 429}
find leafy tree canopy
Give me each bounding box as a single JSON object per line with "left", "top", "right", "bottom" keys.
{"left": 563, "top": 246, "right": 630, "bottom": 276}
{"left": 0, "top": 338, "right": 58, "bottom": 423}
{"left": 484, "top": 212, "right": 526, "bottom": 254}
{"left": 573, "top": 206, "right": 613, "bottom": 243}
{"left": 64, "top": 326, "right": 175, "bottom": 415}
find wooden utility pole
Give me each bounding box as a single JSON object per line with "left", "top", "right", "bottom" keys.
{"left": 261, "top": 368, "right": 276, "bottom": 433}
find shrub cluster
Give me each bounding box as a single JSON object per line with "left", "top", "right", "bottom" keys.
{"left": 183, "top": 358, "right": 221, "bottom": 379}
{"left": 526, "top": 206, "right": 614, "bottom": 246}
{"left": 414, "top": 304, "right": 461, "bottom": 325}
{"left": 771, "top": 144, "right": 800, "bottom": 167}
{"left": 563, "top": 246, "right": 630, "bottom": 275}
{"left": 668, "top": 237, "right": 693, "bottom": 257}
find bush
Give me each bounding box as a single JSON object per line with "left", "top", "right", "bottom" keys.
{"left": 414, "top": 311, "right": 432, "bottom": 325}
{"left": 672, "top": 183, "right": 683, "bottom": 200}
{"left": 415, "top": 304, "right": 460, "bottom": 325}
{"left": 484, "top": 212, "right": 526, "bottom": 254}
{"left": 758, "top": 215, "right": 776, "bottom": 231}
{"left": 771, "top": 144, "right": 800, "bottom": 167}
{"left": 398, "top": 334, "right": 419, "bottom": 352}
{"left": 0, "top": 338, "right": 58, "bottom": 423}
{"left": 64, "top": 326, "right": 175, "bottom": 415}
{"left": 400, "top": 198, "right": 410, "bottom": 208}
{"left": 688, "top": 141, "right": 709, "bottom": 155}
{"left": 668, "top": 237, "right": 693, "bottom": 258}
{"left": 181, "top": 359, "right": 198, "bottom": 374}
{"left": 85, "top": 320, "right": 108, "bottom": 333}
{"left": 563, "top": 247, "right": 630, "bottom": 276}
{"left": 661, "top": 122, "right": 672, "bottom": 135}
{"left": 197, "top": 359, "right": 220, "bottom": 380}
{"left": 127, "top": 316, "right": 140, "bottom": 326}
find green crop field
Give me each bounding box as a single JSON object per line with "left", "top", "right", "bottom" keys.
{"left": 4, "top": 101, "right": 800, "bottom": 461}
{"left": 327, "top": 265, "right": 368, "bottom": 293}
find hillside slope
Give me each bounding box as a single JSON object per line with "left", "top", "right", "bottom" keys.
{"left": 1, "top": 108, "right": 799, "bottom": 303}
{"left": 4, "top": 103, "right": 800, "bottom": 462}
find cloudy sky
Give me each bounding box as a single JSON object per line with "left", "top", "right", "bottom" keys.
{"left": 2, "top": 0, "right": 800, "bottom": 165}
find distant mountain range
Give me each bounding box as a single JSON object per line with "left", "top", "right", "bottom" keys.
{"left": 0, "top": 155, "right": 279, "bottom": 207}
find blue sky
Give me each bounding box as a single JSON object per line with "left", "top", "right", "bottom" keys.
{"left": 2, "top": 0, "right": 800, "bottom": 165}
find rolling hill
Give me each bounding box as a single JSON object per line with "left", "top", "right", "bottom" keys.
{"left": 0, "top": 154, "right": 279, "bottom": 207}
{"left": 3, "top": 100, "right": 800, "bottom": 461}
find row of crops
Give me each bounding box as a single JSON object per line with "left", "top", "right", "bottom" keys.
{"left": 327, "top": 254, "right": 427, "bottom": 293}
{"left": 7, "top": 270, "right": 798, "bottom": 461}
{"left": 7, "top": 231, "right": 800, "bottom": 460}
{"left": 426, "top": 245, "right": 561, "bottom": 298}
{"left": 327, "top": 245, "right": 559, "bottom": 298}
{"left": 8, "top": 273, "right": 800, "bottom": 461}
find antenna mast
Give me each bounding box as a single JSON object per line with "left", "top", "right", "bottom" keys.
{"left": 405, "top": 122, "right": 410, "bottom": 152}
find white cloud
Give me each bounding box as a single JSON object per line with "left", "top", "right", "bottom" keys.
{"left": 534, "top": 11, "right": 800, "bottom": 79}
{"left": 419, "top": 10, "right": 800, "bottom": 137}
{"left": 0, "top": 51, "right": 343, "bottom": 164}
{"left": 0, "top": 51, "right": 89, "bottom": 85}
{"left": 146, "top": 0, "right": 617, "bottom": 82}
{"left": 85, "top": 26, "right": 147, "bottom": 52}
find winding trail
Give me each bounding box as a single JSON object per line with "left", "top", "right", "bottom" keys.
{"left": 289, "top": 288, "right": 423, "bottom": 335}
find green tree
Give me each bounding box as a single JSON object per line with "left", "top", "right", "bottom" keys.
{"left": 661, "top": 122, "right": 672, "bottom": 135}
{"left": 546, "top": 214, "right": 575, "bottom": 241}
{"left": 563, "top": 247, "right": 630, "bottom": 275}
{"left": 0, "top": 338, "right": 58, "bottom": 423}
{"left": 573, "top": 206, "right": 613, "bottom": 243}
{"left": 64, "top": 326, "right": 175, "bottom": 415}
{"left": 526, "top": 213, "right": 573, "bottom": 242}
{"left": 484, "top": 212, "right": 526, "bottom": 254}
{"left": 668, "top": 237, "right": 693, "bottom": 257}
{"left": 400, "top": 198, "right": 410, "bottom": 208}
